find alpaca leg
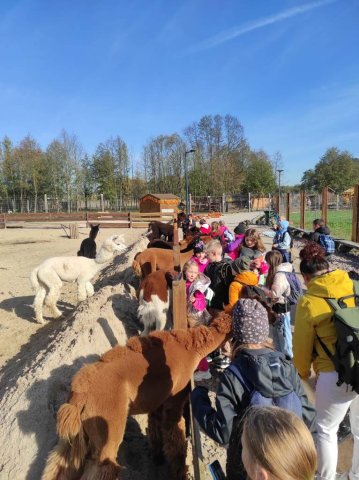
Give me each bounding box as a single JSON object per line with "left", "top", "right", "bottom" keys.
{"left": 148, "top": 406, "right": 165, "bottom": 465}
{"left": 33, "top": 286, "right": 46, "bottom": 324}
{"left": 155, "top": 309, "right": 168, "bottom": 332}
{"left": 38, "top": 269, "right": 63, "bottom": 318}
{"left": 162, "top": 388, "right": 190, "bottom": 480}
{"left": 47, "top": 284, "right": 63, "bottom": 318}
{"left": 85, "top": 281, "right": 94, "bottom": 298}
{"left": 83, "top": 403, "right": 128, "bottom": 479}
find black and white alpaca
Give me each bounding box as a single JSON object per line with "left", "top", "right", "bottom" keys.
{"left": 30, "top": 235, "right": 126, "bottom": 324}
{"left": 77, "top": 224, "right": 100, "bottom": 258}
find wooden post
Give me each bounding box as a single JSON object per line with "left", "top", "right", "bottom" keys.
{"left": 274, "top": 194, "right": 279, "bottom": 214}
{"left": 44, "top": 194, "right": 48, "bottom": 213}
{"left": 100, "top": 194, "right": 104, "bottom": 212}
{"left": 300, "top": 191, "right": 305, "bottom": 229}
{"left": 352, "top": 184, "right": 359, "bottom": 242}
{"left": 172, "top": 222, "right": 187, "bottom": 330}
{"left": 189, "top": 193, "right": 192, "bottom": 213}
{"left": 248, "top": 192, "right": 251, "bottom": 212}
{"left": 286, "top": 192, "right": 290, "bottom": 221}
{"left": 172, "top": 221, "right": 204, "bottom": 478}
{"left": 128, "top": 211, "right": 132, "bottom": 228}
{"left": 322, "top": 186, "right": 328, "bottom": 225}
{"left": 69, "top": 223, "right": 79, "bottom": 239}
{"left": 0, "top": 213, "right": 6, "bottom": 229}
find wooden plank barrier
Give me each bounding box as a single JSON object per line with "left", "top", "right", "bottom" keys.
{"left": 172, "top": 220, "right": 204, "bottom": 480}
{"left": 0, "top": 213, "right": 6, "bottom": 229}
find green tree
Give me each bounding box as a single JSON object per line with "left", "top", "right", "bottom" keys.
{"left": 243, "top": 150, "right": 276, "bottom": 201}
{"left": 301, "top": 147, "right": 359, "bottom": 193}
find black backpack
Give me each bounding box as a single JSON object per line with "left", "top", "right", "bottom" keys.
{"left": 206, "top": 261, "right": 233, "bottom": 290}
{"left": 233, "top": 280, "right": 267, "bottom": 303}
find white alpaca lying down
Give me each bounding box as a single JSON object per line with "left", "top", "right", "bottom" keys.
{"left": 30, "top": 235, "right": 126, "bottom": 324}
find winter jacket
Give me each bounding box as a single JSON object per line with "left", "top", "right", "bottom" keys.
{"left": 224, "top": 234, "right": 245, "bottom": 260}
{"left": 308, "top": 225, "right": 331, "bottom": 243}
{"left": 199, "top": 224, "right": 211, "bottom": 234}
{"left": 191, "top": 348, "right": 316, "bottom": 479}
{"left": 224, "top": 271, "right": 259, "bottom": 314}
{"left": 185, "top": 274, "right": 211, "bottom": 325}
{"left": 238, "top": 245, "right": 264, "bottom": 260}
{"left": 191, "top": 255, "right": 209, "bottom": 273}
{"left": 265, "top": 262, "right": 292, "bottom": 304}
{"left": 293, "top": 269, "right": 355, "bottom": 379}
{"left": 273, "top": 230, "right": 291, "bottom": 251}
{"left": 204, "top": 261, "right": 234, "bottom": 310}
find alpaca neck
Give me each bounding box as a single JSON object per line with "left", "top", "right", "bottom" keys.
{"left": 194, "top": 315, "right": 233, "bottom": 358}
{"left": 95, "top": 248, "right": 114, "bottom": 265}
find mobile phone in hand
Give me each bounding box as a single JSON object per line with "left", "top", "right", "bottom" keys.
{"left": 208, "top": 459, "right": 226, "bottom": 480}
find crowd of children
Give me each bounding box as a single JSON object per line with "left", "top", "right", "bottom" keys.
{"left": 177, "top": 213, "right": 358, "bottom": 480}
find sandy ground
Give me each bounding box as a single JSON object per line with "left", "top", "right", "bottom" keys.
{"left": 0, "top": 214, "right": 357, "bottom": 478}
{"left": 0, "top": 224, "right": 145, "bottom": 368}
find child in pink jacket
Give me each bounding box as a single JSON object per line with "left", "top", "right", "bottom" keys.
{"left": 183, "top": 260, "right": 212, "bottom": 381}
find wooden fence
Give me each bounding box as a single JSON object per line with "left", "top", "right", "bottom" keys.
{"left": 274, "top": 184, "right": 359, "bottom": 243}
{"left": 1, "top": 211, "right": 176, "bottom": 229}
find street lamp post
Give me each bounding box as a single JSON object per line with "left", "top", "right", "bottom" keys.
{"left": 184, "top": 149, "right": 196, "bottom": 214}
{"left": 277, "top": 169, "right": 284, "bottom": 215}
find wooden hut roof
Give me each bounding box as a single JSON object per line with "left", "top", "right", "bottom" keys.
{"left": 140, "top": 193, "right": 180, "bottom": 201}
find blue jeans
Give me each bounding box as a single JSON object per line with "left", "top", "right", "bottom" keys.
{"left": 272, "top": 311, "right": 293, "bottom": 359}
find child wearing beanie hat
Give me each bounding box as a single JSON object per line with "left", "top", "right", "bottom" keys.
{"left": 191, "top": 297, "right": 316, "bottom": 480}
{"left": 224, "top": 257, "right": 261, "bottom": 314}
{"left": 190, "top": 240, "right": 209, "bottom": 273}
{"left": 224, "top": 223, "right": 246, "bottom": 261}
{"left": 272, "top": 218, "right": 292, "bottom": 263}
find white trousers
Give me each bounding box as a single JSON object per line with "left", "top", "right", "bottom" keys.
{"left": 316, "top": 371, "right": 359, "bottom": 480}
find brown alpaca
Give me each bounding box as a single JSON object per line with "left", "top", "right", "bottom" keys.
{"left": 132, "top": 248, "right": 194, "bottom": 278}
{"left": 42, "top": 313, "right": 233, "bottom": 480}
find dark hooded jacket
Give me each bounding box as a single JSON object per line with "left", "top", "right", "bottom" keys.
{"left": 191, "top": 348, "right": 316, "bottom": 480}
{"left": 308, "top": 225, "right": 331, "bottom": 243}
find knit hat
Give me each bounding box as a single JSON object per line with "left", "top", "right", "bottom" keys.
{"left": 278, "top": 219, "right": 289, "bottom": 231}
{"left": 234, "top": 222, "right": 246, "bottom": 235}
{"left": 232, "top": 256, "right": 252, "bottom": 274}
{"left": 232, "top": 298, "right": 269, "bottom": 344}
{"left": 193, "top": 240, "right": 205, "bottom": 254}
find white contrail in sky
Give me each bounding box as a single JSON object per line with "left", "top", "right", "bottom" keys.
{"left": 187, "top": 0, "right": 337, "bottom": 54}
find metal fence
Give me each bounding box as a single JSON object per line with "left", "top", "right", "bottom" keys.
{"left": 0, "top": 195, "right": 140, "bottom": 214}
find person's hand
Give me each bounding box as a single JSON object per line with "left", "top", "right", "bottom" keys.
{"left": 190, "top": 295, "right": 196, "bottom": 303}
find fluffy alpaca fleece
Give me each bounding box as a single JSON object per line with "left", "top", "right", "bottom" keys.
{"left": 132, "top": 248, "right": 193, "bottom": 279}
{"left": 138, "top": 270, "right": 176, "bottom": 335}
{"left": 30, "top": 235, "right": 126, "bottom": 324}
{"left": 147, "top": 221, "right": 174, "bottom": 241}
{"left": 42, "top": 313, "right": 233, "bottom": 480}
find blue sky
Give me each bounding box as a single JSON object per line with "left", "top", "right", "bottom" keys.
{"left": 0, "top": 0, "right": 358, "bottom": 185}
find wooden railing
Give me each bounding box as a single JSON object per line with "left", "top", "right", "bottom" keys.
{"left": 2, "top": 211, "right": 177, "bottom": 229}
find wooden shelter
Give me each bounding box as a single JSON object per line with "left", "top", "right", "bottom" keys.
{"left": 139, "top": 193, "right": 180, "bottom": 214}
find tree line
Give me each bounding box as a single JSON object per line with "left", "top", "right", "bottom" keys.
{"left": 0, "top": 114, "right": 358, "bottom": 212}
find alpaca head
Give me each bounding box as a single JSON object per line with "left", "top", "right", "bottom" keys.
{"left": 89, "top": 224, "right": 100, "bottom": 240}
{"left": 98, "top": 235, "right": 126, "bottom": 257}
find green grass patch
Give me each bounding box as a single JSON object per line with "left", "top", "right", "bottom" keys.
{"left": 290, "top": 210, "right": 353, "bottom": 240}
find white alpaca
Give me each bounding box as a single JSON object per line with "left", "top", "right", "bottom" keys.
{"left": 137, "top": 270, "right": 173, "bottom": 336}
{"left": 30, "top": 235, "right": 126, "bottom": 324}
